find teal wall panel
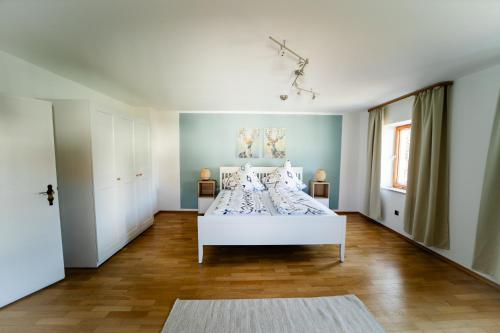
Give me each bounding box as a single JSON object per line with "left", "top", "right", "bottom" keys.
{"left": 179, "top": 113, "right": 343, "bottom": 209}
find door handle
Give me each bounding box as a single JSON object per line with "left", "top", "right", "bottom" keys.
{"left": 39, "top": 184, "right": 55, "bottom": 206}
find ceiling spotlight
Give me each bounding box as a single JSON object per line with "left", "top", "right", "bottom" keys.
{"left": 294, "top": 69, "right": 304, "bottom": 76}
{"left": 279, "top": 40, "right": 286, "bottom": 56}
{"left": 280, "top": 94, "right": 288, "bottom": 101}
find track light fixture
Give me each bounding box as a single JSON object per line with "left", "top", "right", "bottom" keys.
{"left": 279, "top": 41, "right": 286, "bottom": 56}
{"left": 269, "top": 36, "right": 319, "bottom": 100}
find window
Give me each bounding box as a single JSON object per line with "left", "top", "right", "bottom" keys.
{"left": 393, "top": 124, "right": 411, "bottom": 189}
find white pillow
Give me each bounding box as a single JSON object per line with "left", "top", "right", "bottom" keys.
{"left": 262, "top": 170, "right": 282, "bottom": 189}
{"left": 263, "top": 161, "right": 306, "bottom": 191}
{"left": 222, "top": 163, "right": 265, "bottom": 192}
{"left": 283, "top": 161, "right": 307, "bottom": 189}
{"left": 239, "top": 163, "right": 265, "bottom": 191}
{"left": 222, "top": 172, "right": 240, "bottom": 190}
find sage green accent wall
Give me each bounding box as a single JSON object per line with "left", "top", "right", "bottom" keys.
{"left": 180, "top": 113, "right": 343, "bottom": 209}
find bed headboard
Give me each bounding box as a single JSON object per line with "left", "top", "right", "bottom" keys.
{"left": 220, "top": 166, "right": 303, "bottom": 190}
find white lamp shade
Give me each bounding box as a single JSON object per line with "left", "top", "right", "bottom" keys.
{"left": 315, "top": 169, "right": 326, "bottom": 182}
{"left": 200, "top": 168, "right": 211, "bottom": 180}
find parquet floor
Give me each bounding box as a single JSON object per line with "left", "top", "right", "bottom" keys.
{"left": 1, "top": 212, "right": 499, "bottom": 333}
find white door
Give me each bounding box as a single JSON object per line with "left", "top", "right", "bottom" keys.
{"left": 0, "top": 95, "right": 65, "bottom": 308}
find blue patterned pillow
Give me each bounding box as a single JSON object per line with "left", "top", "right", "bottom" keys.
{"left": 283, "top": 160, "right": 306, "bottom": 190}
{"left": 223, "top": 164, "right": 265, "bottom": 191}
{"left": 263, "top": 161, "right": 306, "bottom": 191}
{"left": 262, "top": 170, "right": 281, "bottom": 189}
{"left": 238, "top": 163, "right": 265, "bottom": 191}
{"left": 222, "top": 172, "right": 240, "bottom": 190}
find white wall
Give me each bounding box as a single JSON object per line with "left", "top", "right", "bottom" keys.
{"left": 357, "top": 63, "right": 500, "bottom": 284}
{"left": 150, "top": 110, "right": 181, "bottom": 211}
{"left": 384, "top": 97, "right": 413, "bottom": 124}
{"left": 0, "top": 51, "right": 134, "bottom": 112}
{"left": 338, "top": 111, "right": 367, "bottom": 211}
{"left": 445, "top": 64, "right": 500, "bottom": 274}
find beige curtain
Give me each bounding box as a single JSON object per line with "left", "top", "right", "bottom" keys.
{"left": 365, "top": 107, "right": 384, "bottom": 220}
{"left": 404, "top": 86, "right": 449, "bottom": 249}
{"left": 472, "top": 94, "right": 500, "bottom": 281}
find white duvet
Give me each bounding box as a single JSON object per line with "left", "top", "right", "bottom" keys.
{"left": 268, "top": 187, "right": 328, "bottom": 215}
{"left": 212, "top": 189, "right": 271, "bottom": 215}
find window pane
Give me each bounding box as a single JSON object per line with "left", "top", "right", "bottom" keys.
{"left": 396, "top": 127, "right": 411, "bottom": 186}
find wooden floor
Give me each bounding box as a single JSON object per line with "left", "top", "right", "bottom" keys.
{"left": 1, "top": 213, "right": 499, "bottom": 333}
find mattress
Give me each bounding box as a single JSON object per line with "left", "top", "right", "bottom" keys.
{"left": 206, "top": 189, "right": 333, "bottom": 216}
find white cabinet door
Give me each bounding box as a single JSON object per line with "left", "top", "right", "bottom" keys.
{"left": 133, "top": 121, "right": 152, "bottom": 224}
{"left": 114, "top": 116, "right": 137, "bottom": 234}
{"left": 135, "top": 176, "right": 153, "bottom": 225}
{"left": 0, "top": 95, "right": 65, "bottom": 307}
{"left": 91, "top": 110, "right": 115, "bottom": 190}
{"left": 117, "top": 181, "right": 137, "bottom": 234}
{"left": 114, "top": 116, "right": 135, "bottom": 183}
{"left": 94, "top": 187, "right": 120, "bottom": 263}
{"left": 134, "top": 122, "right": 151, "bottom": 177}
{"left": 91, "top": 109, "right": 120, "bottom": 263}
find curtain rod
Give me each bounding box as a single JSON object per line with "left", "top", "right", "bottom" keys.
{"left": 367, "top": 81, "right": 453, "bottom": 112}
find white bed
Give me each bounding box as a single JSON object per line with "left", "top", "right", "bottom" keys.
{"left": 197, "top": 167, "right": 346, "bottom": 263}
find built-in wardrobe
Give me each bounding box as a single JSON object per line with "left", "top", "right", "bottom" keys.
{"left": 52, "top": 100, "right": 154, "bottom": 267}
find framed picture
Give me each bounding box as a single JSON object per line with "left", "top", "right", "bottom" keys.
{"left": 237, "top": 128, "right": 260, "bottom": 158}
{"left": 264, "top": 128, "right": 286, "bottom": 158}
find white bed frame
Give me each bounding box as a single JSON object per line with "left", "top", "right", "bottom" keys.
{"left": 197, "top": 166, "right": 346, "bottom": 263}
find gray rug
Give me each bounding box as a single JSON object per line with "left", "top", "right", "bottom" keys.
{"left": 162, "top": 295, "right": 385, "bottom": 333}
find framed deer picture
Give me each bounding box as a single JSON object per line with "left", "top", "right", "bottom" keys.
{"left": 236, "top": 128, "right": 261, "bottom": 158}
{"left": 264, "top": 128, "right": 286, "bottom": 158}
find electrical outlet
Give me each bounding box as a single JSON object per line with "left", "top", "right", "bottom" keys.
{"left": 394, "top": 210, "right": 399, "bottom": 216}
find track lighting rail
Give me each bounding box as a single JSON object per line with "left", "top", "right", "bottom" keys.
{"left": 269, "top": 36, "right": 319, "bottom": 100}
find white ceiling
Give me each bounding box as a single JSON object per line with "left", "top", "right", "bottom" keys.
{"left": 1, "top": 0, "right": 500, "bottom": 112}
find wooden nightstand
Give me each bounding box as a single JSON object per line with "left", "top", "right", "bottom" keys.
{"left": 198, "top": 180, "right": 216, "bottom": 214}
{"left": 310, "top": 181, "right": 330, "bottom": 208}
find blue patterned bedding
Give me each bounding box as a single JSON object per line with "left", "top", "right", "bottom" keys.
{"left": 212, "top": 190, "right": 271, "bottom": 215}
{"left": 268, "top": 187, "right": 328, "bottom": 215}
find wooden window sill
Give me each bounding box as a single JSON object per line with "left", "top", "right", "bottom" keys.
{"left": 381, "top": 186, "right": 406, "bottom": 194}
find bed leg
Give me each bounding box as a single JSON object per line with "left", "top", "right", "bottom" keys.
{"left": 198, "top": 243, "right": 203, "bottom": 264}
{"left": 339, "top": 243, "right": 345, "bottom": 263}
